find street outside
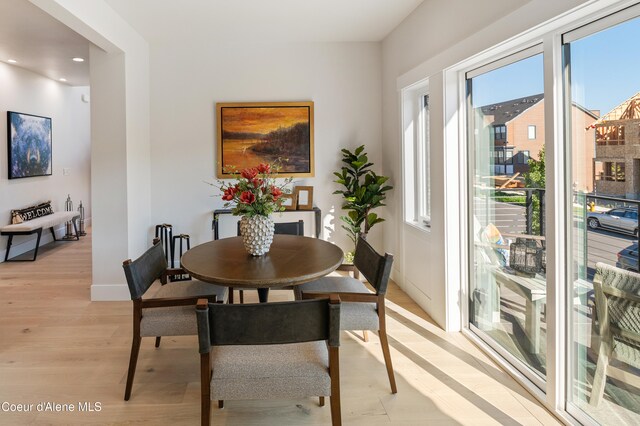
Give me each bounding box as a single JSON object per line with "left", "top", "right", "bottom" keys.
{"left": 483, "top": 200, "right": 637, "bottom": 275}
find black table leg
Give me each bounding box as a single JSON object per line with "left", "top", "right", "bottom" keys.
{"left": 257, "top": 288, "right": 269, "bottom": 303}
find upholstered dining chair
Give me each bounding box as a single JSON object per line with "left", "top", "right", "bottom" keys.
{"left": 232, "top": 220, "right": 304, "bottom": 303}
{"left": 122, "top": 240, "right": 229, "bottom": 401}
{"left": 296, "top": 236, "right": 397, "bottom": 394}
{"left": 196, "top": 296, "right": 342, "bottom": 426}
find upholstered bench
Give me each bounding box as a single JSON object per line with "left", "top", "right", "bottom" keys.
{"left": 1, "top": 211, "right": 80, "bottom": 262}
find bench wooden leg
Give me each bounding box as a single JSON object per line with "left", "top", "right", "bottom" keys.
{"left": 2, "top": 228, "right": 43, "bottom": 262}
{"left": 4, "top": 234, "right": 13, "bottom": 262}
{"left": 72, "top": 217, "right": 80, "bottom": 240}
{"left": 32, "top": 228, "right": 43, "bottom": 261}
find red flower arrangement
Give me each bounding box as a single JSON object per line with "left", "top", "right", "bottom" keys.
{"left": 214, "top": 162, "right": 292, "bottom": 217}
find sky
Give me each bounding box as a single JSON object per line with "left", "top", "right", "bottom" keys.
{"left": 471, "top": 15, "right": 640, "bottom": 115}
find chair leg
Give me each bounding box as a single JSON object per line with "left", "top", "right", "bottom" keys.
{"left": 589, "top": 341, "right": 611, "bottom": 406}
{"left": 218, "top": 400, "right": 224, "bottom": 409}
{"left": 124, "top": 336, "right": 142, "bottom": 401}
{"left": 329, "top": 347, "right": 341, "bottom": 426}
{"left": 319, "top": 396, "right": 325, "bottom": 406}
{"left": 201, "top": 352, "right": 212, "bottom": 425}
{"left": 229, "top": 288, "right": 235, "bottom": 304}
{"left": 362, "top": 331, "right": 369, "bottom": 342}
{"left": 201, "top": 398, "right": 211, "bottom": 426}
{"left": 155, "top": 336, "right": 161, "bottom": 348}
{"left": 378, "top": 329, "right": 397, "bottom": 394}
{"left": 239, "top": 290, "right": 244, "bottom": 304}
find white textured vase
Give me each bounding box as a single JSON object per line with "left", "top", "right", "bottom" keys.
{"left": 239, "top": 215, "right": 275, "bottom": 256}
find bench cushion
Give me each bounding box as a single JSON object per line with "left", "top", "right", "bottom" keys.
{"left": 1, "top": 211, "right": 79, "bottom": 233}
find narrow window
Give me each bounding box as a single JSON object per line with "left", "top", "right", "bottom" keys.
{"left": 402, "top": 80, "right": 430, "bottom": 229}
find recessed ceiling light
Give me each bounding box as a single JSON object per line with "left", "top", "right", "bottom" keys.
{"left": 59, "top": 78, "right": 67, "bottom": 82}
{"left": 72, "top": 57, "right": 84, "bottom": 62}
{"left": 7, "top": 59, "right": 17, "bottom": 63}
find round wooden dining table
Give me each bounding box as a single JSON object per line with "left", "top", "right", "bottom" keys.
{"left": 180, "top": 235, "right": 344, "bottom": 303}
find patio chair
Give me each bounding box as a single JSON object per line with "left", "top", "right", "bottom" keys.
{"left": 296, "top": 236, "right": 397, "bottom": 393}
{"left": 196, "top": 296, "right": 341, "bottom": 426}
{"left": 122, "top": 240, "right": 229, "bottom": 401}
{"left": 589, "top": 262, "right": 640, "bottom": 406}
{"left": 232, "top": 220, "right": 304, "bottom": 303}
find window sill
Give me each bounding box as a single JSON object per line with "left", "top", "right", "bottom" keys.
{"left": 404, "top": 220, "right": 431, "bottom": 235}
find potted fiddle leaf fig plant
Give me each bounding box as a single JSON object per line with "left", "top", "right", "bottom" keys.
{"left": 334, "top": 145, "right": 393, "bottom": 259}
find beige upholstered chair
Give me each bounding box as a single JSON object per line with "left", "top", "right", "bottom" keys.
{"left": 589, "top": 262, "right": 640, "bottom": 406}
{"left": 122, "top": 240, "right": 228, "bottom": 401}
{"left": 196, "top": 296, "right": 342, "bottom": 426}
{"left": 296, "top": 236, "right": 397, "bottom": 394}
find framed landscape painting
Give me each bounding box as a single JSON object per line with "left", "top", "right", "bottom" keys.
{"left": 7, "top": 111, "right": 52, "bottom": 179}
{"left": 216, "top": 101, "right": 314, "bottom": 178}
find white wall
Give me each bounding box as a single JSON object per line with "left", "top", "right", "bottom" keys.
{"left": 381, "top": 0, "right": 587, "bottom": 329}
{"left": 149, "top": 41, "right": 382, "bottom": 253}
{"left": 0, "top": 62, "right": 90, "bottom": 260}
{"left": 34, "top": 0, "right": 150, "bottom": 300}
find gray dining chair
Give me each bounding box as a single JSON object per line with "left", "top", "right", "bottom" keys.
{"left": 296, "top": 236, "right": 397, "bottom": 393}
{"left": 122, "top": 239, "right": 228, "bottom": 401}
{"left": 196, "top": 296, "right": 342, "bottom": 425}
{"left": 232, "top": 220, "right": 304, "bottom": 303}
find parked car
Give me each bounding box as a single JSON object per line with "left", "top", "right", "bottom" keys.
{"left": 617, "top": 243, "right": 639, "bottom": 271}
{"left": 587, "top": 207, "right": 639, "bottom": 236}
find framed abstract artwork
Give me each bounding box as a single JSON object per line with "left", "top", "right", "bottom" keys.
{"left": 216, "top": 101, "right": 314, "bottom": 178}
{"left": 7, "top": 111, "right": 52, "bottom": 179}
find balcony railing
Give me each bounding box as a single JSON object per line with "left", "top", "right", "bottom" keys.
{"left": 480, "top": 187, "right": 640, "bottom": 273}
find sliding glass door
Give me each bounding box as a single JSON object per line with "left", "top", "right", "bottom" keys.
{"left": 564, "top": 11, "right": 640, "bottom": 424}
{"left": 467, "top": 48, "right": 548, "bottom": 383}
{"left": 460, "top": 4, "right": 640, "bottom": 423}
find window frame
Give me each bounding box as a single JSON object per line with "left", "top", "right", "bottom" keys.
{"left": 401, "top": 79, "right": 431, "bottom": 231}
{"left": 528, "top": 124, "right": 537, "bottom": 139}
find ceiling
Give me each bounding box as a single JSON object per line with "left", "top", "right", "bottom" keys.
{"left": 0, "top": 0, "right": 424, "bottom": 87}
{"left": 104, "top": 0, "right": 425, "bottom": 43}
{"left": 0, "top": 0, "right": 90, "bottom": 86}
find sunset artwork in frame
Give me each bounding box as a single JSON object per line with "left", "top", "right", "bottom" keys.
{"left": 216, "top": 101, "right": 314, "bottom": 178}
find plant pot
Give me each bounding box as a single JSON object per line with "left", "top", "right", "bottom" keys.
{"left": 239, "top": 215, "right": 275, "bottom": 256}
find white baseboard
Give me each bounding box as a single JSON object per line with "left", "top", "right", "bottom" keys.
{"left": 91, "top": 283, "right": 130, "bottom": 301}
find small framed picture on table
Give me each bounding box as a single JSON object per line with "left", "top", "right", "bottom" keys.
{"left": 281, "top": 193, "right": 297, "bottom": 211}
{"left": 294, "top": 186, "right": 313, "bottom": 210}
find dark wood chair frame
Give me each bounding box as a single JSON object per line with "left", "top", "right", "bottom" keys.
{"left": 231, "top": 220, "right": 305, "bottom": 304}
{"left": 196, "top": 296, "right": 342, "bottom": 426}
{"left": 122, "top": 239, "right": 221, "bottom": 401}
{"left": 299, "top": 236, "right": 397, "bottom": 394}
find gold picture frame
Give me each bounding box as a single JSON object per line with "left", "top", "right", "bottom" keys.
{"left": 294, "top": 186, "right": 314, "bottom": 210}
{"left": 216, "top": 101, "right": 314, "bottom": 178}
{"left": 280, "top": 193, "right": 297, "bottom": 211}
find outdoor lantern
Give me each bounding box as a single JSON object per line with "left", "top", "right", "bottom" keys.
{"left": 509, "top": 237, "right": 543, "bottom": 276}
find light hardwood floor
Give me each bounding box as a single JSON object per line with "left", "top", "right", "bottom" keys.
{"left": 0, "top": 230, "right": 561, "bottom": 425}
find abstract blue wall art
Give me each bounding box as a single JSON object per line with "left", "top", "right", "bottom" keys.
{"left": 7, "top": 111, "right": 52, "bottom": 179}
